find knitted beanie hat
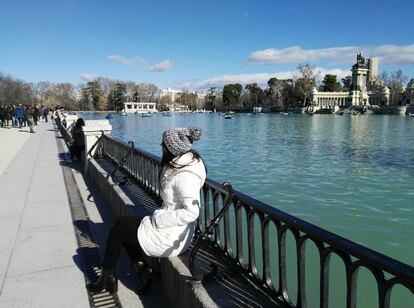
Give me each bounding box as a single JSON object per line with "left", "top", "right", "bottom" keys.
{"left": 162, "top": 127, "right": 202, "bottom": 156}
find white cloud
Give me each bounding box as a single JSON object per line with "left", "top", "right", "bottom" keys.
{"left": 147, "top": 59, "right": 173, "bottom": 72}
{"left": 80, "top": 73, "right": 99, "bottom": 81}
{"left": 107, "top": 54, "right": 147, "bottom": 66}
{"left": 374, "top": 44, "right": 414, "bottom": 64}
{"left": 247, "top": 44, "right": 414, "bottom": 65}
{"left": 177, "top": 67, "right": 350, "bottom": 90}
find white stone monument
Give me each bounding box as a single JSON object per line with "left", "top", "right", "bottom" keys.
{"left": 82, "top": 120, "right": 112, "bottom": 172}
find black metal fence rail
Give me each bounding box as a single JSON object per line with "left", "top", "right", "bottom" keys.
{"left": 59, "top": 121, "right": 72, "bottom": 144}
{"left": 96, "top": 135, "right": 162, "bottom": 197}
{"left": 95, "top": 135, "right": 414, "bottom": 308}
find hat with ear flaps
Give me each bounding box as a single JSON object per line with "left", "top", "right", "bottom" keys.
{"left": 162, "top": 127, "right": 202, "bottom": 156}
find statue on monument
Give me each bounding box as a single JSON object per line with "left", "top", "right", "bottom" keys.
{"left": 356, "top": 53, "right": 366, "bottom": 65}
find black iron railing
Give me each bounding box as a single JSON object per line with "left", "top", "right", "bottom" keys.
{"left": 59, "top": 121, "right": 73, "bottom": 144}
{"left": 94, "top": 135, "right": 414, "bottom": 307}
{"left": 95, "top": 135, "right": 162, "bottom": 197}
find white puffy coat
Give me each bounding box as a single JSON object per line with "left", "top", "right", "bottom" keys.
{"left": 137, "top": 152, "right": 206, "bottom": 257}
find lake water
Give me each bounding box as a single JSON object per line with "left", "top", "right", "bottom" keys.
{"left": 82, "top": 112, "right": 414, "bottom": 266}
{"left": 81, "top": 112, "right": 414, "bottom": 306}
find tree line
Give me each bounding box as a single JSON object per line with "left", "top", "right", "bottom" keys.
{"left": 216, "top": 65, "right": 412, "bottom": 110}
{"left": 0, "top": 73, "right": 162, "bottom": 111}
{"left": 1, "top": 64, "right": 412, "bottom": 111}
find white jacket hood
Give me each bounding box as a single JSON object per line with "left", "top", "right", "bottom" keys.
{"left": 167, "top": 152, "right": 206, "bottom": 181}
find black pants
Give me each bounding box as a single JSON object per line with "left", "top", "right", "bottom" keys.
{"left": 102, "top": 215, "right": 147, "bottom": 271}
{"left": 70, "top": 145, "right": 84, "bottom": 160}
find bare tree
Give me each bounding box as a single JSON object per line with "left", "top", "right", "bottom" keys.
{"left": 54, "top": 83, "right": 76, "bottom": 109}
{"left": 406, "top": 79, "right": 414, "bottom": 105}
{"left": 295, "top": 64, "right": 320, "bottom": 106}
{"left": 159, "top": 94, "right": 172, "bottom": 111}
{"left": 33, "top": 81, "right": 52, "bottom": 105}
{"left": 266, "top": 77, "right": 285, "bottom": 108}
{"left": 132, "top": 83, "right": 160, "bottom": 102}
{"left": 96, "top": 77, "right": 115, "bottom": 98}
{"left": 386, "top": 70, "right": 408, "bottom": 106}
{"left": 0, "top": 73, "right": 34, "bottom": 105}
{"left": 123, "top": 81, "right": 136, "bottom": 101}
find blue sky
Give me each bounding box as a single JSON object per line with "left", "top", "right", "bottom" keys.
{"left": 0, "top": 0, "right": 413, "bottom": 90}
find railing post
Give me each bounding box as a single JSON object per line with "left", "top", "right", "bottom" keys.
{"left": 82, "top": 120, "right": 112, "bottom": 172}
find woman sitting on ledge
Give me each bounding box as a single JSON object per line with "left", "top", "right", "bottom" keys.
{"left": 87, "top": 127, "right": 207, "bottom": 295}
{"left": 69, "top": 118, "right": 85, "bottom": 161}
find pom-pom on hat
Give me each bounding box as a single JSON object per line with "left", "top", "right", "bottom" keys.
{"left": 162, "top": 127, "right": 202, "bottom": 156}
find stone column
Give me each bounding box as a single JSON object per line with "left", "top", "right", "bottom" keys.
{"left": 64, "top": 115, "right": 79, "bottom": 130}
{"left": 82, "top": 120, "right": 112, "bottom": 172}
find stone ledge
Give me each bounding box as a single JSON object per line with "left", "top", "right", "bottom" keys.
{"left": 87, "top": 158, "right": 218, "bottom": 307}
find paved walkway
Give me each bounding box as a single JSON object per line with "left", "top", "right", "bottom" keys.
{"left": 0, "top": 121, "right": 168, "bottom": 307}
{"left": 0, "top": 121, "right": 89, "bottom": 307}
{"left": 0, "top": 125, "right": 31, "bottom": 176}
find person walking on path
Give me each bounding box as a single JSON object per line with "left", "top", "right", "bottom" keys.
{"left": 11, "top": 105, "right": 17, "bottom": 127}
{"left": 2, "top": 106, "right": 13, "bottom": 128}
{"left": 86, "top": 127, "right": 207, "bottom": 295}
{"left": 33, "top": 106, "right": 40, "bottom": 126}
{"left": 25, "top": 106, "right": 35, "bottom": 133}
{"left": 0, "top": 105, "right": 5, "bottom": 128}
{"left": 42, "top": 106, "right": 49, "bottom": 123}
{"left": 15, "top": 104, "right": 25, "bottom": 128}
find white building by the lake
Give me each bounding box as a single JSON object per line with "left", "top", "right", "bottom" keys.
{"left": 123, "top": 102, "right": 158, "bottom": 113}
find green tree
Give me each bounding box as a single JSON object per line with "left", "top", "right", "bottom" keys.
{"left": 341, "top": 76, "right": 352, "bottom": 91}
{"left": 245, "top": 83, "right": 264, "bottom": 107}
{"left": 86, "top": 81, "right": 104, "bottom": 110}
{"left": 266, "top": 78, "right": 286, "bottom": 108}
{"left": 282, "top": 80, "right": 299, "bottom": 108}
{"left": 204, "top": 87, "right": 217, "bottom": 111}
{"left": 79, "top": 86, "right": 92, "bottom": 110}
{"left": 108, "top": 82, "right": 127, "bottom": 111}
{"left": 222, "top": 83, "right": 242, "bottom": 109}
{"left": 406, "top": 79, "right": 414, "bottom": 105}
{"left": 321, "top": 74, "right": 341, "bottom": 92}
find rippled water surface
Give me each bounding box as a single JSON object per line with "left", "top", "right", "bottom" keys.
{"left": 82, "top": 112, "right": 414, "bottom": 267}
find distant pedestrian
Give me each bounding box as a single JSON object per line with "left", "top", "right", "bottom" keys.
{"left": 33, "top": 106, "right": 40, "bottom": 125}
{"left": 0, "top": 106, "right": 5, "bottom": 128}
{"left": 43, "top": 107, "right": 49, "bottom": 123}
{"left": 15, "top": 104, "right": 25, "bottom": 128}
{"left": 11, "top": 105, "right": 17, "bottom": 127}
{"left": 2, "top": 106, "right": 13, "bottom": 128}
{"left": 25, "top": 106, "right": 35, "bottom": 133}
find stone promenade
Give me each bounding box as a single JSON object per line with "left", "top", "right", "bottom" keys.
{"left": 0, "top": 121, "right": 166, "bottom": 307}
{"left": 0, "top": 122, "right": 89, "bottom": 307}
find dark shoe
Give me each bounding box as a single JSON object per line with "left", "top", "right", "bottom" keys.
{"left": 136, "top": 266, "right": 153, "bottom": 295}
{"left": 86, "top": 269, "right": 118, "bottom": 294}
